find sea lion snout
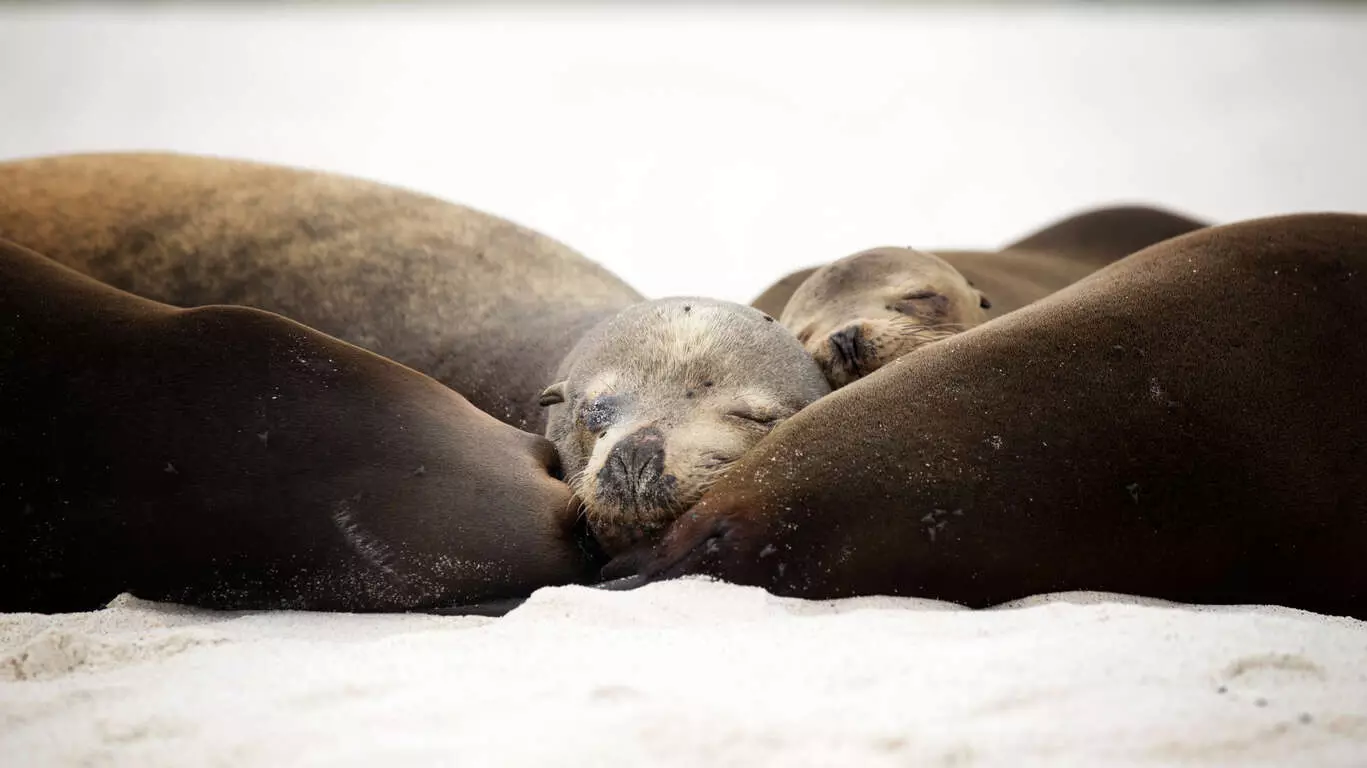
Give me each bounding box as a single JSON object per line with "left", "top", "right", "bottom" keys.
{"left": 597, "top": 426, "right": 672, "bottom": 503}
{"left": 825, "top": 324, "right": 867, "bottom": 382}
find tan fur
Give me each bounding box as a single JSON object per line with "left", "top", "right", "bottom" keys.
{"left": 780, "top": 247, "right": 990, "bottom": 388}
{"left": 542, "top": 297, "right": 830, "bottom": 554}
{"left": 750, "top": 205, "right": 1210, "bottom": 320}
{"left": 0, "top": 152, "right": 642, "bottom": 433}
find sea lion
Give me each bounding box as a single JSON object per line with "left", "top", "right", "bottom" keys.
{"left": 539, "top": 297, "right": 830, "bottom": 554}
{"left": 607, "top": 213, "right": 1367, "bottom": 620}
{"left": 0, "top": 239, "right": 599, "bottom": 615}
{"left": 0, "top": 153, "right": 824, "bottom": 574}
{"left": 779, "top": 247, "right": 992, "bottom": 388}
{"left": 0, "top": 152, "right": 641, "bottom": 434}
{"left": 749, "top": 205, "right": 1209, "bottom": 319}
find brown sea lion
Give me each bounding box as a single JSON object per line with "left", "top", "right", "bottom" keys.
{"left": 0, "top": 152, "right": 642, "bottom": 434}
{"left": 0, "top": 153, "right": 825, "bottom": 578}
{"left": 779, "top": 247, "right": 992, "bottom": 388}
{"left": 0, "top": 238, "right": 598, "bottom": 614}
{"left": 607, "top": 213, "right": 1367, "bottom": 620}
{"left": 539, "top": 297, "right": 830, "bottom": 555}
{"left": 749, "top": 205, "right": 1209, "bottom": 320}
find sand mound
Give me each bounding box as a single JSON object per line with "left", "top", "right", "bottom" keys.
{"left": 1, "top": 580, "right": 1364, "bottom": 767}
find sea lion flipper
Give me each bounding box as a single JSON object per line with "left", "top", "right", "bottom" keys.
{"left": 425, "top": 597, "right": 529, "bottom": 617}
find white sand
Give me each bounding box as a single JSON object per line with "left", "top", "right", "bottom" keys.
{"left": 4, "top": 5, "right": 1367, "bottom": 766}
{"left": 3, "top": 581, "right": 1365, "bottom": 767}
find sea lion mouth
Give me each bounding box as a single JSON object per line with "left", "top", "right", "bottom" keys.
{"left": 585, "top": 497, "right": 685, "bottom": 555}
{"left": 599, "top": 512, "right": 737, "bottom": 584}
{"left": 814, "top": 320, "right": 971, "bottom": 388}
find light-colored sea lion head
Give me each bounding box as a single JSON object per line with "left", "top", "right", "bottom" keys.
{"left": 781, "top": 247, "right": 992, "bottom": 388}
{"left": 539, "top": 297, "right": 830, "bottom": 555}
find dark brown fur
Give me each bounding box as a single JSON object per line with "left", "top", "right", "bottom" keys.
{"left": 1, "top": 238, "right": 600, "bottom": 614}
{"left": 610, "top": 214, "right": 1367, "bottom": 619}
{"left": 0, "top": 153, "right": 642, "bottom": 433}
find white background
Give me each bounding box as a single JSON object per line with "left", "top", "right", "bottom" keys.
{"left": 1, "top": 4, "right": 1365, "bottom": 302}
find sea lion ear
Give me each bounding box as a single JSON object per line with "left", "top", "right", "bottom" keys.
{"left": 978, "top": 291, "right": 993, "bottom": 310}
{"left": 538, "top": 381, "right": 568, "bottom": 407}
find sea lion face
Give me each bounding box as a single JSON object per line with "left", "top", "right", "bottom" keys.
{"left": 781, "top": 247, "right": 991, "bottom": 388}
{"left": 540, "top": 297, "right": 830, "bottom": 555}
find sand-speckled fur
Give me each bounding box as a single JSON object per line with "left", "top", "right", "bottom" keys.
{"left": 616, "top": 213, "right": 1367, "bottom": 620}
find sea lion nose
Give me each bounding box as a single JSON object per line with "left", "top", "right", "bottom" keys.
{"left": 599, "top": 427, "right": 668, "bottom": 498}
{"left": 828, "top": 325, "right": 863, "bottom": 370}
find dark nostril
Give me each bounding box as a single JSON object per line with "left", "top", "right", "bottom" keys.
{"left": 828, "top": 325, "right": 862, "bottom": 369}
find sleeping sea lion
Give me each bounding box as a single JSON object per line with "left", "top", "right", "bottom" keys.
{"left": 0, "top": 238, "right": 598, "bottom": 614}
{"left": 608, "top": 213, "right": 1367, "bottom": 620}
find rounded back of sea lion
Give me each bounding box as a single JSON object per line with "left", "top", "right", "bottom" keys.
{"left": 0, "top": 152, "right": 642, "bottom": 434}
{"left": 1003, "top": 204, "right": 1210, "bottom": 269}
{"left": 540, "top": 297, "right": 830, "bottom": 555}
{"left": 1, "top": 238, "right": 599, "bottom": 614}
{"left": 938, "top": 205, "right": 1211, "bottom": 317}
{"left": 779, "top": 247, "right": 991, "bottom": 388}
{"left": 611, "top": 214, "right": 1367, "bottom": 620}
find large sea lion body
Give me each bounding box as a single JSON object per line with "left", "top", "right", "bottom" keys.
{"left": 0, "top": 153, "right": 642, "bottom": 433}
{"left": 1, "top": 154, "right": 824, "bottom": 604}
{"left": 613, "top": 214, "right": 1367, "bottom": 620}
{"left": 1, "top": 239, "right": 597, "bottom": 614}
{"left": 539, "top": 298, "right": 830, "bottom": 554}
{"left": 750, "top": 205, "right": 1210, "bottom": 319}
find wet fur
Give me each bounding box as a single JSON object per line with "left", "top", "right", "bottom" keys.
{"left": 1, "top": 238, "right": 600, "bottom": 613}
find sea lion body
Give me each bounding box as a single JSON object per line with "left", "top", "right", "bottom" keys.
{"left": 1, "top": 239, "right": 597, "bottom": 614}
{"left": 0, "top": 153, "right": 641, "bottom": 433}
{"left": 614, "top": 214, "right": 1367, "bottom": 619}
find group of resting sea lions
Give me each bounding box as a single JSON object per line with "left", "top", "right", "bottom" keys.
{"left": 2, "top": 153, "right": 1364, "bottom": 619}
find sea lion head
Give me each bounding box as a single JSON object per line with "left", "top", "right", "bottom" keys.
{"left": 782, "top": 247, "right": 991, "bottom": 388}
{"left": 539, "top": 297, "right": 829, "bottom": 555}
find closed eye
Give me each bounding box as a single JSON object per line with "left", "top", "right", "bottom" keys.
{"left": 892, "top": 290, "right": 948, "bottom": 316}
{"left": 727, "top": 411, "right": 780, "bottom": 426}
